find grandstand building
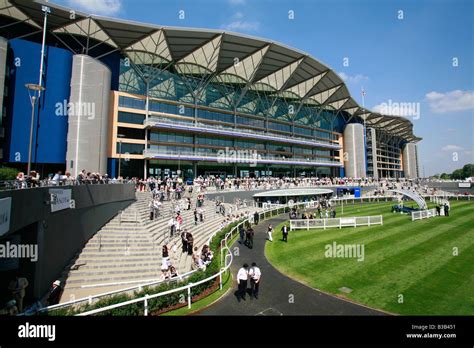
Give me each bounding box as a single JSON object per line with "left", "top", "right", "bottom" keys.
{"left": 0, "top": 0, "right": 421, "bottom": 179}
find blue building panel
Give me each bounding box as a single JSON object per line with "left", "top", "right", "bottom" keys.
{"left": 6, "top": 39, "right": 72, "bottom": 164}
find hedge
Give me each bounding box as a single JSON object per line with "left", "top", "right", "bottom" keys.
{"left": 0, "top": 167, "right": 19, "bottom": 181}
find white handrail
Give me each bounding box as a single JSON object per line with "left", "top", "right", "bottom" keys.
{"left": 73, "top": 204, "right": 289, "bottom": 316}
{"left": 290, "top": 215, "right": 383, "bottom": 231}
{"left": 41, "top": 269, "right": 198, "bottom": 312}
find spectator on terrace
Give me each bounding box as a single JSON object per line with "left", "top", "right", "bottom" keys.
{"left": 169, "top": 266, "right": 178, "bottom": 278}
{"left": 192, "top": 248, "right": 206, "bottom": 271}
{"left": 162, "top": 245, "right": 169, "bottom": 259}
{"left": 46, "top": 280, "right": 62, "bottom": 306}
{"left": 15, "top": 172, "right": 26, "bottom": 189}
{"left": 201, "top": 245, "right": 213, "bottom": 265}
{"left": 198, "top": 207, "right": 204, "bottom": 222}
{"left": 176, "top": 213, "right": 183, "bottom": 233}
{"left": 0, "top": 300, "right": 18, "bottom": 316}
{"left": 8, "top": 273, "right": 28, "bottom": 313}
{"left": 28, "top": 171, "right": 40, "bottom": 187}
{"left": 194, "top": 209, "right": 198, "bottom": 225}
{"left": 168, "top": 217, "right": 176, "bottom": 237}
{"left": 186, "top": 232, "right": 194, "bottom": 255}
{"left": 181, "top": 230, "right": 188, "bottom": 253}
{"left": 161, "top": 263, "right": 170, "bottom": 280}
{"left": 186, "top": 197, "right": 191, "bottom": 210}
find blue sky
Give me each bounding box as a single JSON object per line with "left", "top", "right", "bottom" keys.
{"left": 59, "top": 0, "right": 473, "bottom": 176}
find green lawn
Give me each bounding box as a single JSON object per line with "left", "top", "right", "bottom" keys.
{"left": 265, "top": 200, "right": 474, "bottom": 315}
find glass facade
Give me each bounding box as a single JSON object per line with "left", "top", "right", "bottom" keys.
{"left": 115, "top": 57, "right": 346, "bottom": 178}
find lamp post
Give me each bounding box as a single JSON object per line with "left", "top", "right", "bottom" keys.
{"left": 25, "top": 83, "right": 45, "bottom": 175}
{"left": 117, "top": 134, "right": 125, "bottom": 179}
{"left": 24, "top": 5, "right": 50, "bottom": 175}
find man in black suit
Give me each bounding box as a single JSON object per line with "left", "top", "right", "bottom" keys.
{"left": 282, "top": 224, "right": 289, "bottom": 242}
{"left": 181, "top": 230, "right": 188, "bottom": 253}
{"left": 253, "top": 211, "right": 259, "bottom": 225}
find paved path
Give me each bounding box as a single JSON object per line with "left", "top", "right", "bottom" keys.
{"left": 200, "top": 215, "right": 386, "bottom": 316}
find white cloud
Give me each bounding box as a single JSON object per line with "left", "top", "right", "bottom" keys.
{"left": 234, "top": 12, "right": 244, "bottom": 19}
{"left": 441, "top": 144, "right": 464, "bottom": 151}
{"left": 67, "top": 0, "right": 122, "bottom": 16}
{"left": 425, "top": 90, "right": 474, "bottom": 113}
{"left": 338, "top": 72, "right": 369, "bottom": 84}
{"left": 222, "top": 20, "right": 260, "bottom": 32}
{"left": 229, "top": 0, "right": 246, "bottom": 4}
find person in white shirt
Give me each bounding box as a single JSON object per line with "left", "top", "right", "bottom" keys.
{"left": 267, "top": 224, "right": 273, "bottom": 242}
{"left": 248, "top": 262, "right": 261, "bottom": 299}
{"left": 236, "top": 263, "right": 249, "bottom": 301}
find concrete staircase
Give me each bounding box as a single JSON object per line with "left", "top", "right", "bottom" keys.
{"left": 59, "top": 191, "right": 237, "bottom": 302}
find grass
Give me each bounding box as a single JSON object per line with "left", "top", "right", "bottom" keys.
{"left": 265, "top": 200, "right": 474, "bottom": 315}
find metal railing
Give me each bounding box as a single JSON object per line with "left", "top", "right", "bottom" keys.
{"left": 0, "top": 178, "right": 131, "bottom": 191}
{"left": 70, "top": 204, "right": 289, "bottom": 316}
{"left": 39, "top": 268, "right": 199, "bottom": 314}
{"left": 290, "top": 215, "right": 383, "bottom": 230}
{"left": 145, "top": 117, "right": 341, "bottom": 148}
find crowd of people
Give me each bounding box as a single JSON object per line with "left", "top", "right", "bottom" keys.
{"left": 1, "top": 273, "right": 63, "bottom": 316}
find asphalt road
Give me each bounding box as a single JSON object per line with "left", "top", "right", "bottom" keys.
{"left": 200, "top": 215, "right": 386, "bottom": 316}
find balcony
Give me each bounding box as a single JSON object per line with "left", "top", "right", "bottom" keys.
{"left": 144, "top": 117, "right": 342, "bottom": 150}
{"left": 142, "top": 149, "right": 343, "bottom": 167}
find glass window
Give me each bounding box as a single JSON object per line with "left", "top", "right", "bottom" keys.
{"left": 236, "top": 116, "right": 264, "bottom": 128}
{"left": 118, "top": 111, "right": 145, "bottom": 125}
{"left": 268, "top": 121, "right": 291, "bottom": 133}
{"left": 116, "top": 143, "right": 145, "bottom": 155}
{"left": 197, "top": 109, "right": 234, "bottom": 124}
{"left": 118, "top": 96, "right": 146, "bottom": 110}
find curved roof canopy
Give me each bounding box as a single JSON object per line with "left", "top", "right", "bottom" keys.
{"left": 0, "top": 0, "right": 421, "bottom": 142}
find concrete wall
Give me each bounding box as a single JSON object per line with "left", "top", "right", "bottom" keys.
{"left": 403, "top": 143, "right": 419, "bottom": 178}
{"left": 66, "top": 55, "right": 111, "bottom": 176}
{"left": 0, "top": 183, "right": 135, "bottom": 302}
{"left": 343, "top": 123, "right": 367, "bottom": 178}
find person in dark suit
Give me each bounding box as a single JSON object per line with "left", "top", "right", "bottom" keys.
{"left": 249, "top": 263, "right": 261, "bottom": 299}
{"left": 282, "top": 224, "right": 289, "bottom": 242}
{"left": 187, "top": 233, "right": 194, "bottom": 255}
{"left": 181, "top": 230, "right": 188, "bottom": 253}
{"left": 444, "top": 203, "right": 450, "bottom": 217}
{"left": 46, "top": 280, "right": 63, "bottom": 306}
{"left": 247, "top": 227, "right": 254, "bottom": 249}
{"left": 238, "top": 224, "right": 245, "bottom": 244}
{"left": 253, "top": 211, "right": 259, "bottom": 225}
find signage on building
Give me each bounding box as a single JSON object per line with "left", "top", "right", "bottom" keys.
{"left": 458, "top": 182, "right": 471, "bottom": 188}
{"left": 50, "top": 189, "right": 72, "bottom": 213}
{"left": 0, "top": 197, "right": 12, "bottom": 237}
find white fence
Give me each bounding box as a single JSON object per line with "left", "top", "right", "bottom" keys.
{"left": 67, "top": 204, "right": 291, "bottom": 316}
{"left": 411, "top": 208, "right": 437, "bottom": 221}
{"left": 290, "top": 215, "right": 383, "bottom": 231}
